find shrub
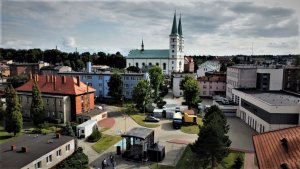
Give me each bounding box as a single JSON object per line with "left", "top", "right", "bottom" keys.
{"left": 41, "top": 128, "right": 50, "bottom": 135}
{"left": 87, "top": 128, "right": 102, "bottom": 142}
{"left": 56, "top": 147, "right": 89, "bottom": 169}
{"left": 32, "top": 128, "right": 41, "bottom": 134}
{"left": 157, "top": 101, "right": 167, "bottom": 108}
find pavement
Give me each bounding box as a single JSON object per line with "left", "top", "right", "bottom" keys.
{"left": 244, "top": 153, "right": 258, "bottom": 169}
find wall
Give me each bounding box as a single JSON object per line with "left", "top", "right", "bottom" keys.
{"left": 22, "top": 139, "right": 75, "bottom": 169}
{"left": 257, "top": 68, "right": 283, "bottom": 90}
{"left": 199, "top": 81, "right": 226, "bottom": 97}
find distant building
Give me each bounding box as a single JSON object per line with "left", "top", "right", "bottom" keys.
{"left": 16, "top": 74, "right": 95, "bottom": 122}
{"left": 198, "top": 74, "right": 226, "bottom": 97}
{"left": 0, "top": 133, "right": 75, "bottom": 169}
{"left": 226, "top": 64, "right": 283, "bottom": 101}
{"left": 59, "top": 62, "right": 149, "bottom": 99}
{"left": 184, "top": 56, "right": 194, "bottom": 73}
{"left": 196, "top": 61, "right": 220, "bottom": 77}
{"left": 91, "top": 65, "right": 110, "bottom": 72}
{"left": 126, "top": 12, "right": 185, "bottom": 75}
{"left": 253, "top": 126, "right": 300, "bottom": 169}
{"left": 40, "top": 65, "right": 72, "bottom": 75}
{"left": 283, "top": 67, "right": 300, "bottom": 95}
{"left": 0, "top": 64, "right": 10, "bottom": 77}
{"left": 9, "top": 62, "right": 49, "bottom": 76}
{"left": 172, "top": 72, "right": 196, "bottom": 97}
{"left": 233, "top": 89, "right": 300, "bottom": 133}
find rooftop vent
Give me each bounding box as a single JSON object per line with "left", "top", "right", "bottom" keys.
{"left": 21, "top": 146, "right": 28, "bottom": 153}
{"left": 56, "top": 133, "right": 61, "bottom": 139}
{"left": 11, "top": 144, "right": 16, "bottom": 151}
{"left": 281, "top": 163, "right": 289, "bottom": 169}
{"left": 281, "top": 138, "right": 288, "bottom": 152}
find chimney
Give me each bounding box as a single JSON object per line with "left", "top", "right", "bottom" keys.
{"left": 56, "top": 133, "right": 61, "bottom": 139}
{"left": 29, "top": 73, "right": 33, "bottom": 80}
{"left": 86, "top": 61, "right": 92, "bottom": 73}
{"left": 53, "top": 76, "right": 57, "bottom": 90}
{"left": 21, "top": 146, "right": 28, "bottom": 153}
{"left": 76, "top": 76, "right": 80, "bottom": 86}
{"left": 11, "top": 144, "right": 16, "bottom": 151}
{"left": 51, "top": 75, "right": 54, "bottom": 83}
{"left": 46, "top": 75, "right": 49, "bottom": 83}
{"left": 62, "top": 76, "right": 66, "bottom": 84}
{"left": 35, "top": 74, "right": 39, "bottom": 82}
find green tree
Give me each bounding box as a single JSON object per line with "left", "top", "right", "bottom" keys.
{"left": 0, "top": 100, "right": 4, "bottom": 121}
{"left": 192, "top": 115, "right": 231, "bottom": 168}
{"left": 127, "top": 66, "right": 140, "bottom": 73}
{"left": 231, "top": 156, "right": 243, "bottom": 169}
{"left": 179, "top": 75, "right": 194, "bottom": 90}
{"left": 149, "top": 66, "right": 163, "bottom": 102}
{"left": 294, "top": 55, "right": 300, "bottom": 66}
{"left": 204, "top": 105, "right": 230, "bottom": 133}
{"left": 5, "top": 85, "right": 23, "bottom": 136}
{"left": 7, "top": 75, "right": 28, "bottom": 88}
{"left": 182, "top": 78, "right": 200, "bottom": 108}
{"left": 108, "top": 73, "right": 123, "bottom": 103}
{"left": 132, "top": 80, "right": 151, "bottom": 111}
{"left": 30, "top": 81, "right": 45, "bottom": 125}
{"left": 56, "top": 147, "right": 89, "bottom": 169}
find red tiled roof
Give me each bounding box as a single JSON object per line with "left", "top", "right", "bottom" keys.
{"left": 198, "top": 75, "right": 226, "bottom": 82}
{"left": 253, "top": 126, "right": 300, "bottom": 169}
{"left": 16, "top": 75, "right": 95, "bottom": 95}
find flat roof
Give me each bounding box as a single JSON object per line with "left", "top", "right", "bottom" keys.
{"left": 236, "top": 89, "right": 300, "bottom": 106}
{"left": 121, "top": 127, "right": 154, "bottom": 140}
{"left": 77, "top": 120, "right": 97, "bottom": 128}
{"left": 0, "top": 134, "right": 74, "bottom": 168}
{"left": 229, "top": 64, "right": 280, "bottom": 69}
{"left": 77, "top": 108, "right": 107, "bottom": 117}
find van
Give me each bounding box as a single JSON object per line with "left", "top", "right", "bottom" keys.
{"left": 222, "top": 98, "right": 229, "bottom": 105}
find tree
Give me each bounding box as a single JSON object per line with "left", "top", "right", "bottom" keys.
{"left": 108, "top": 73, "right": 123, "bottom": 103}
{"left": 0, "top": 100, "right": 4, "bottom": 121}
{"left": 192, "top": 115, "right": 231, "bottom": 168}
{"left": 232, "top": 56, "right": 240, "bottom": 64}
{"left": 132, "top": 80, "right": 151, "bottom": 111}
{"left": 231, "top": 156, "right": 243, "bottom": 169}
{"left": 204, "top": 105, "right": 230, "bottom": 133}
{"left": 30, "top": 81, "right": 45, "bottom": 125}
{"left": 5, "top": 85, "right": 23, "bottom": 136}
{"left": 56, "top": 147, "right": 89, "bottom": 169}
{"left": 179, "top": 75, "right": 194, "bottom": 90}
{"left": 149, "top": 66, "right": 163, "bottom": 102}
{"left": 294, "top": 55, "right": 300, "bottom": 67}
{"left": 127, "top": 66, "right": 140, "bottom": 73}
{"left": 7, "top": 75, "right": 28, "bottom": 88}
{"left": 182, "top": 77, "right": 200, "bottom": 108}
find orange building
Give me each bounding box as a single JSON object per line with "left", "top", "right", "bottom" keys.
{"left": 16, "top": 74, "right": 95, "bottom": 122}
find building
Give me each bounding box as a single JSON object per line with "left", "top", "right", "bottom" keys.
{"left": 184, "top": 56, "right": 194, "bottom": 73}
{"left": 198, "top": 74, "right": 226, "bottom": 97}
{"left": 283, "top": 67, "right": 300, "bottom": 95}
{"left": 196, "top": 61, "right": 220, "bottom": 77}
{"left": 172, "top": 72, "right": 196, "bottom": 97}
{"left": 59, "top": 63, "right": 149, "bottom": 99}
{"left": 0, "top": 133, "right": 75, "bottom": 169}
{"left": 40, "top": 65, "right": 72, "bottom": 75}
{"left": 253, "top": 126, "right": 300, "bottom": 169}
{"left": 233, "top": 89, "right": 300, "bottom": 133}
{"left": 16, "top": 74, "right": 95, "bottom": 122}
{"left": 126, "top": 12, "right": 185, "bottom": 75}
{"left": 226, "top": 64, "right": 283, "bottom": 100}
{"left": 9, "top": 62, "right": 49, "bottom": 76}
{"left": 0, "top": 64, "right": 10, "bottom": 77}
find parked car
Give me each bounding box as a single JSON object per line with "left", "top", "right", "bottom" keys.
{"left": 144, "top": 116, "right": 160, "bottom": 122}
{"left": 222, "top": 98, "right": 229, "bottom": 105}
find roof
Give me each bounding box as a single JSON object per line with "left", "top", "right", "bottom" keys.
{"left": 253, "top": 126, "right": 300, "bottom": 169}
{"left": 178, "top": 14, "right": 182, "bottom": 36}
{"left": 77, "top": 120, "right": 97, "bottom": 128}
{"left": 127, "top": 49, "right": 169, "bottom": 59}
{"left": 171, "top": 12, "right": 178, "bottom": 35}
{"left": 0, "top": 134, "right": 74, "bottom": 168}
{"left": 198, "top": 75, "right": 226, "bottom": 82}
{"left": 121, "top": 127, "right": 154, "bottom": 140}
{"left": 16, "top": 75, "right": 95, "bottom": 95}
{"left": 236, "top": 89, "right": 300, "bottom": 106}
{"left": 77, "top": 108, "right": 107, "bottom": 118}
{"left": 184, "top": 109, "right": 195, "bottom": 115}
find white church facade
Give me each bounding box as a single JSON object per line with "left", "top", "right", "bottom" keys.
{"left": 126, "top": 13, "right": 185, "bottom": 75}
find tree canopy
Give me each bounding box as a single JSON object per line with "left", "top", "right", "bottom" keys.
{"left": 181, "top": 77, "right": 200, "bottom": 108}
{"left": 108, "top": 72, "right": 123, "bottom": 103}
{"left": 31, "top": 81, "right": 45, "bottom": 125}
{"left": 7, "top": 75, "right": 28, "bottom": 88}
{"left": 149, "top": 66, "right": 163, "bottom": 102}
{"left": 132, "top": 80, "right": 151, "bottom": 111}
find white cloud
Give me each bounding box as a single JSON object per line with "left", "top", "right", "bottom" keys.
{"left": 2, "top": 39, "right": 33, "bottom": 49}
{"left": 62, "top": 37, "right": 77, "bottom": 48}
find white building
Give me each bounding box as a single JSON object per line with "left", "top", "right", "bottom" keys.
{"left": 226, "top": 64, "right": 283, "bottom": 101}
{"left": 126, "top": 12, "right": 185, "bottom": 75}
{"left": 196, "top": 61, "right": 220, "bottom": 77}
{"left": 172, "top": 73, "right": 196, "bottom": 97}
{"left": 233, "top": 89, "right": 300, "bottom": 133}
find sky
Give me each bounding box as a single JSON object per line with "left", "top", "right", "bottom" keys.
{"left": 1, "top": 0, "right": 300, "bottom": 56}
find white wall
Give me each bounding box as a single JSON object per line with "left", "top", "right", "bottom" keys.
{"left": 257, "top": 68, "right": 283, "bottom": 90}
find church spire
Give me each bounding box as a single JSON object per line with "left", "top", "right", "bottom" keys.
{"left": 141, "top": 39, "right": 144, "bottom": 51}
{"left": 170, "top": 11, "right": 178, "bottom": 35}
{"left": 178, "top": 13, "right": 182, "bottom": 36}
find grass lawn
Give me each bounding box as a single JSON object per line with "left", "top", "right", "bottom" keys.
{"left": 92, "top": 134, "right": 122, "bottom": 154}
{"left": 130, "top": 114, "right": 160, "bottom": 128}
{"left": 150, "top": 146, "right": 245, "bottom": 169}
{"left": 0, "top": 129, "right": 23, "bottom": 144}
{"left": 180, "top": 117, "right": 203, "bottom": 134}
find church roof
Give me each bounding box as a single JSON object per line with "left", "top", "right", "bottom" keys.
{"left": 170, "top": 12, "right": 178, "bottom": 35}
{"left": 127, "top": 49, "right": 169, "bottom": 59}
{"left": 178, "top": 14, "right": 182, "bottom": 36}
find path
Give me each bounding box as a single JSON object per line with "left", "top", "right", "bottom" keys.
{"left": 244, "top": 153, "right": 258, "bottom": 169}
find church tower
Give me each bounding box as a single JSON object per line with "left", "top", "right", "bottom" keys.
{"left": 169, "top": 12, "right": 184, "bottom": 72}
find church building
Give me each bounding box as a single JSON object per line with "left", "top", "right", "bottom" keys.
{"left": 126, "top": 12, "right": 185, "bottom": 75}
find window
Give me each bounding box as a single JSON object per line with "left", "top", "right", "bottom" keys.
{"left": 99, "top": 83, "right": 102, "bottom": 87}
{"left": 172, "top": 55, "right": 174, "bottom": 58}
{"left": 56, "top": 149, "right": 61, "bottom": 157}
{"left": 172, "top": 38, "right": 175, "bottom": 42}
{"left": 46, "top": 155, "right": 52, "bottom": 164}
{"left": 125, "top": 84, "right": 129, "bottom": 88}
{"left": 59, "top": 100, "right": 62, "bottom": 106}
{"left": 46, "top": 99, "right": 49, "bottom": 105}
{"left": 129, "top": 63, "right": 131, "bottom": 67}
{"left": 99, "top": 76, "right": 102, "bottom": 80}
{"left": 172, "top": 50, "right": 174, "bottom": 53}
{"left": 179, "top": 61, "right": 181, "bottom": 65}
{"left": 163, "top": 63, "right": 166, "bottom": 70}
{"left": 35, "top": 161, "right": 42, "bottom": 169}
{"left": 172, "top": 61, "right": 174, "bottom": 64}
{"left": 156, "top": 63, "right": 159, "bottom": 66}
{"left": 136, "top": 63, "right": 138, "bottom": 67}
{"left": 87, "top": 76, "right": 92, "bottom": 79}
{"left": 203, "top": 85, "right": 207, "bottom": 89}
{"left": 66, "top": 144, "right": 71, "bottom": 151}
{"left": 149, "top": 63, "right": 152, "bottom": 66}
{"left": 203, "top": 91, "right": 206, "bottom": 95}
{"left": 142, "top": 62, "right": 145, "bottom": 67}
{"left": 172, "top": 67, "right": 174, "bottom": 70}
{"left": 27, "top": 97, "right": 29, "bottom": 103}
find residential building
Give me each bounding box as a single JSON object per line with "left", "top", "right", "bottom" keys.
{"left": 253, "top": 126, "right": 300, "bottom": 169}
{"left": 226, "top": 64, "right": 283, "bottom": 100}
{"left": 16, "top": 74, "right": 95, "bottom": 122}
{"left": 91, "top": 65, "right": 110, "bottom": 72}
{"left": 196, "top": 61, "right": 220, "bottom": 77}
{"left": 184, "top": 56, "right": 194, "bottom": 73}
{"left": 9, "top": 62, "right": 49, "bottom": 76}
{"left": 198, "top": 74, "right": 226, "bottom": 97}
{"left": 0, "top": 133, "right": 75, "bottom": 169}
{"left": 0, "top": 64, "right": 10, "bottom": 77}
{"left": 126, "top": 12, "right": 185, "bottom": 75}
{"left": 233, "top": 89, "right": 300, "bottom": 133}
{"left": 40, "top": 65, "right": 72, "bottom": 75}
{"left": 172, "top": 72, "right": 196, "bottom": 97}
{"left": 283, "top": 67, "right": 300, "bottom": 95}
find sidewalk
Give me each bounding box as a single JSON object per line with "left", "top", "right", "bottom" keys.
{"left": 244, "top": 153, "right": 258, "bottom": 169}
